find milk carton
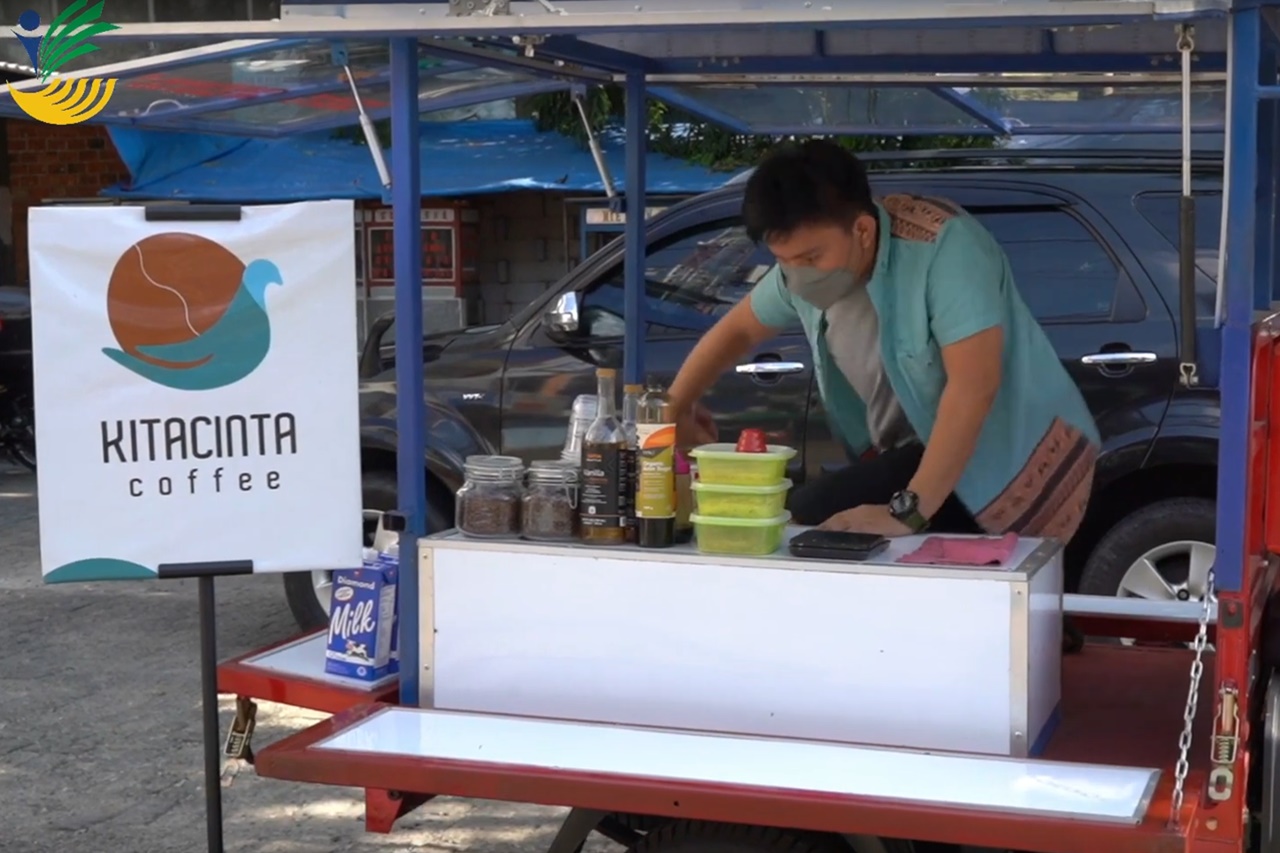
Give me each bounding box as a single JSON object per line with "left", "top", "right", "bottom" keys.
{"left": 325, "top": 547, "right": 398, "bottom": 681}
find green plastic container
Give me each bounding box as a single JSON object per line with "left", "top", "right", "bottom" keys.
{"left": 690, "top": 511, "right": 791, "bottom": 556}
{"left": 688, "top": 443, "right": 797, "bottom": 487}
{"left": 691, "top": 479, "right": 792, "bottom": 520}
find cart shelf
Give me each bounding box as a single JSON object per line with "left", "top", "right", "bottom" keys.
{"left": 217, "top": 630, "right": 399, "bottom": 715}
{"left": 255, "top": 643, "right": 1212, "bottom": 852}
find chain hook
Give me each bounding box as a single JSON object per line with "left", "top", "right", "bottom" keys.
{"left": 1168, "top": 568, "right": 1215, "bottom": 826}
{"left": 1177, "top": 23, "right": 1195, "bottom": 53}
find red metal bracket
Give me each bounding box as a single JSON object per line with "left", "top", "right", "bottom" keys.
{"left": 365, "top": 788, "right": 434, "bottom": 834}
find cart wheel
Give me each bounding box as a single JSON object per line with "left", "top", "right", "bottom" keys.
{"left": 627, "top": 820, "right": 845, "bottom": 853}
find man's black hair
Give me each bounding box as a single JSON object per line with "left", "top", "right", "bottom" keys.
{"left": 741, "top": 139, "right": 875, "bottom": 243}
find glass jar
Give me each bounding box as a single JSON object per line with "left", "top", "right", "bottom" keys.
{"left": 456, "top": 455, "right": 525, "bottom": 539}
{"left": 560, "top": 394, "right": 597, "bottom": 464}
{"left": 522, "top": 460, "right": 580, "bottom": 542}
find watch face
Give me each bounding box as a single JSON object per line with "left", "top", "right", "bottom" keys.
{"left": 890, "top": 490, "right": 917, "bottom": 517}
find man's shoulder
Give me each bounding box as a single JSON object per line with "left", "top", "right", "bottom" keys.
{"left": 878, "top": 193, "right": 967, "bottom": 245}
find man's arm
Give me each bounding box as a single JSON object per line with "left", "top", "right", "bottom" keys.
{"left": 907, "top": 217, "right": 1007, "bottom": 520}
{"left": 668, "top": 267, "right": 793, "bottom": 443}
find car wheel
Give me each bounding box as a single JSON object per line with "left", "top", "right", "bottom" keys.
{"left": 1077, "top": 497, "right": 1216, "bottom": 606}
{"left": 282, "top": 469, "right": 448, "bottom": 632}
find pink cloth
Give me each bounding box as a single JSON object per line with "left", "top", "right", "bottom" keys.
{"left": 896, "top": 532, "right": 1019, "bottom": 567}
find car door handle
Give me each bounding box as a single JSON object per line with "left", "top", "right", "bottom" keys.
{"left": 1080, "top": 352, "right": 1158, "bottom": 366}
{"left": 736, "top": 361, "right": 807, "bottom": 375}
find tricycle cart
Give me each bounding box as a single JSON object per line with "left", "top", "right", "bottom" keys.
{"left": 10, "top": 0, "right": 1280, "bottom": 851}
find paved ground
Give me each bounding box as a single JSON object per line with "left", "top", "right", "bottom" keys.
{"left": 0, "top": 464, "right": 617, "bottom": 853}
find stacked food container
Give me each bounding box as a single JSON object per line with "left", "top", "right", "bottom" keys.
{"left": 687, "top": 439, "right": 797, "bottom": 556}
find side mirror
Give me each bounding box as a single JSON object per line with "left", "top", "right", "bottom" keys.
{"left": 545, "top": 291, "right": 580, "bottom": 335}
{"left": 358, "top": 311, "right": 396, "bottom": 379}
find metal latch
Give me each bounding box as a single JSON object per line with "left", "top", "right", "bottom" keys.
{"left": 1207, "top": 685, "right": 1240, "bottom": 802}
{"left": 220, "top": 696, "right": 257, "bottom": 786}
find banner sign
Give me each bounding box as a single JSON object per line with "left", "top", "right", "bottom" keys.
{"left": 29, "top": 201, "right": 364, "bottom": 583}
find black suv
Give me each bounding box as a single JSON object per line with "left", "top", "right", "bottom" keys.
{"left": 284, "top": 151, "right": 1224, "bottom": 630}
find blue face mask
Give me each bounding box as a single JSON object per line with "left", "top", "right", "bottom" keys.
{"left": 780, "top": 264, "right": 857, "bottom": 310}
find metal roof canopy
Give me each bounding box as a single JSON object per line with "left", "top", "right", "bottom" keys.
{"left": 3, "top": 0, "right": 1275, "bottom": 693}
{"left": 0, "top": 1, "right": 1244, "bottom": 137}
{"left": 0, "top": 38, "right": 589, "bottom": 137}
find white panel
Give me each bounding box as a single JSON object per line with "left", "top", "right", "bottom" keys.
{"left": 317, "top": 707, "right": 1159, "bottom": 825}
{"left": 30, "top": 201, "right": 363, "bottom": 581}
{"left": 243, "top": 633, "right": 396, "bottom": 691}
{"left": 431, "top": 544, "right": 1020, "bottom": 754}
{"left": 1027, "top": 554, "right": 1063, "bottom": 751}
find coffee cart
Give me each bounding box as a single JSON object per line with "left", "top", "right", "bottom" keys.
{"left": 11, "top": 0, "right": 1280, "bottom": 851}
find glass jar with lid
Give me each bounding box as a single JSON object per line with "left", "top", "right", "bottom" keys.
{"left": 456, "top": 455, "right": 525, "bottom": 538}
{"left": 522, "top": 460, "right": 580, "bottom": 542}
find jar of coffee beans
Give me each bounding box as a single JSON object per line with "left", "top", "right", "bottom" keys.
{"left": 456, "top": 455, "right": 524, "bottom": 538}
{"left": 522, "top": 460, "right": 579, "bottom": 542}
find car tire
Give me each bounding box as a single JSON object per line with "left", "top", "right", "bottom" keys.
{"left": 282, "top": 468, "right": 448, "bottom": 632}
{"left": 1077, "top": 497, "right": 1216, "bottom": 602}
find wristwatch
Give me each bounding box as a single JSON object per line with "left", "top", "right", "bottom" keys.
{"left": 888, "top": 489, "right": 929, "bottom": 533}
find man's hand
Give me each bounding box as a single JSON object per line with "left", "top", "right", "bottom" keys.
{"left": 675, "top": 401, "right": 718, "bottom": 448}
{"left": 818, "top": 504, "right": 912, "bottom": 537}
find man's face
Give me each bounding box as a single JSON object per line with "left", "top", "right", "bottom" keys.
{"left": 765, "top": 213, "right": 877, "bottom": 281}
{"left": 764, "top": 213, "right": 878, "bottom": 310}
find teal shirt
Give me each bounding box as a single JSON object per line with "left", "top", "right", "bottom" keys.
{"left": 749, "top": 197, "right": 1101, "bottom": 517}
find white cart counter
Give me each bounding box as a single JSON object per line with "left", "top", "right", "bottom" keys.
{"left": 417, "top": 528, "right": 1063, "bottom": 758}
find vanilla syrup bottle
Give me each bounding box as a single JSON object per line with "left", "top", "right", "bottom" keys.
{"left": 579, "top": 368, "right": 627, "bottom": 546}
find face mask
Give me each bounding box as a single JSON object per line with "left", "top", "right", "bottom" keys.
{"left": 781, "top": 264, "right": 857, "bottom": 310}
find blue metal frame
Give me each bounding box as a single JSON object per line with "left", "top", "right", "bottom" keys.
{"left": 1214, "top": 5, "right": 1263, "bottom": 595}
{"left": 623, "top": 70, "right": 648, "bottom": 386}
{"left": 389, "top": 38, "right": 425, "bottom": 707}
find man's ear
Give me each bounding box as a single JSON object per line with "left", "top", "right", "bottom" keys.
{"left": 853, "top": 213, "right": 877, "bottom": 249}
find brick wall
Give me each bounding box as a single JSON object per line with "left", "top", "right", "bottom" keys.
{"left": 471, "top": 191, "right": 580, "bottom": 323}
{"left": 6, "top": 119, "right": 129, "bottom": 284}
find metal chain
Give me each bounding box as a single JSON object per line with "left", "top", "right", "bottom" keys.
{"left": 1170, "top": 568, "right": 1215, "bottom": 822}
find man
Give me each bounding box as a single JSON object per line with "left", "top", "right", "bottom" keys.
{"left": 669, "top": 139, "right": 1100, "bottom": 541}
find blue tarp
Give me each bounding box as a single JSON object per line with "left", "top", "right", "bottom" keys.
{"left": 102, "top": 119, "right": 727, "bottom": 202}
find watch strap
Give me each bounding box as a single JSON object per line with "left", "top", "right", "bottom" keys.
{"left": 900, "top": 508, "right": 929, "bottom": 533}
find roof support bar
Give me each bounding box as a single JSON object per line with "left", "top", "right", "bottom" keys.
{"left": 571, "top": 87, "right": 617, "bottom": 199}
{"left": 1177, "top": 24, "right": 1200, "bottom": 389}
{"left": 337, "top": 42, "right": 392, "bottom": 189}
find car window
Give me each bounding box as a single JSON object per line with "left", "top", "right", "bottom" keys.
{"left": 577, "top": 221, "right": 775, "bottom": 338}
{"left": 972, "top": 209, "right": 1122, "bottom": 322}
{"left": 1133, "top": 191, "right": 1223, "bottom": 288}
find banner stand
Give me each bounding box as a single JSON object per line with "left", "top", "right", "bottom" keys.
{"left": 121, "top": 202, "right": 260, "bottom": 853}
{"left": 158, "top": 560, "right": 255, "bottom": 853}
